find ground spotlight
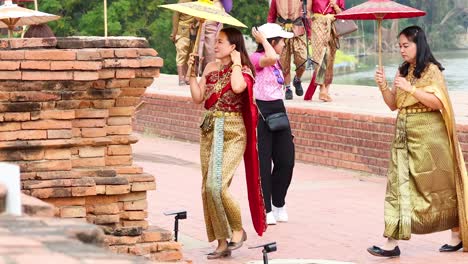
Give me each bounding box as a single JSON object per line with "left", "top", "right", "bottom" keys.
{"left": 249, "top": 242, "right": 277, "bottom": 264}
{"left": 164, "top": 209, "right": 187, "bottom": 242}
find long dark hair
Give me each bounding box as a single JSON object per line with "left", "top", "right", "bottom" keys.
{"left": 398, "top": 26, "right": 444, "bottom": 79}
{"left": 220, "top": 27, "right": 256, "bottom": 77}
{"left": 256, "top": 36, "right": 282, "bottom": 53}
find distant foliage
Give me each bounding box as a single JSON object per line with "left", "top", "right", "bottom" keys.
{"left": 32, "top": 0, "right": 464, "bottom": 74}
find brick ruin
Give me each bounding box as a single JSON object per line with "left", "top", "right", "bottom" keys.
{"left": 0, "top": 37, "right": 182, "bottom": 262}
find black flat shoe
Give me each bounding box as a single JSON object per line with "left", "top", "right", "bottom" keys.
{"left": 439, "top": 242, "right": 463, "bottom": 252}
{"left": 367, "top": 245, "right": 400, "bottom": 257}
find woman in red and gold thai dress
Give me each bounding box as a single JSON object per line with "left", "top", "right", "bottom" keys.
{"left": 188, "top": 27, "right": 266, "bottom": 260}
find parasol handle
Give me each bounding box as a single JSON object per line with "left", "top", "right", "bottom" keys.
{"left": 104, "top": 0, "right": 108, "bottom": 37}
{"left": 378, "top": 19, "right": 382, "bottom": 69}
{"left": 187, "top": 20, "right": 204, "bottom": 78}
{"left": 34, "top": 0, "right": 38, "bottom": 11}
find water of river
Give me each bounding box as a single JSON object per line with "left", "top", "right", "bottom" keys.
{"left": 332, "top": 49, "right": 468, "bottom": 91}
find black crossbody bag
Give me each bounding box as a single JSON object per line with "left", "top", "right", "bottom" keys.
{"left": 257, "top": 105, "right": 290, "bottom": 132}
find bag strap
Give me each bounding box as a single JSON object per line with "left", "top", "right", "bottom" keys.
{"left": 255, "top": 103, "right": 266, "bottom": 121}
{"left": 322, "top": 2, "right": 332, "bottom": 15}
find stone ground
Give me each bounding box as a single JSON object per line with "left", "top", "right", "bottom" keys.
{"left": 135, "top": 74, "right": 468, "bottom": 263}
{"left": 134, "top": 135, "right": 466, "bottom": 264}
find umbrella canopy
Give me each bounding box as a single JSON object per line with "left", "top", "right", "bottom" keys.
{"left": 335, "top": 0, "right": 425, "bottom": 67}
{"left": 0, "top": 0, "right": 60, "bottom": 37}
{"left": 336, "top": 0, "right": 426, "bottom": 20}
{"left": 160, "top": 0, "right": 247, "bottom": 28}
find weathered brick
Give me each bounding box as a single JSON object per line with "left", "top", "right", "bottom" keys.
{"left": 120, "top": 211, "right": 147, "bottom": 221}
{"left": 96, "top": 185, "right": 106, "bottom": 194}
{"left": 139, "top": 57, "right": 163, "bottom": 68}
{"left": 128, "top": 243, "right": 152, "bottom": 256}
{"left": 106, "top": 125, "right": 132, "bottom": 135}
{"left": 72, "top": 157, "right": 105, "bottom": 168}
{"left": 107, "top": 145, "right": 132, "bottom": 155}
{"left": 119, "top": 88, "right": 146, "bottom": 97}
{"left": 21, "top": 120, "right": 72, "bottom": 130}
{"left": 106, "top": 185, "right": 130, "bottom": 195}
{"left": 131, "top": 182, "right": 156, "bottom": 192}
{"left": 0, "top": 149, "right": 44, "bottom": 161}
{"left": 91, "top": 203, "right": 120, "bottom": 215}
{"left": 141, "top": 227, "right": 172, "bottom": 242}
{"left": 76, "top": 50, "right": 101, "bottom": 60}
{"left": 129, "top": 78, "right": 154, "bottom": 88}
{"left": 123, "top": 199, "right": 147, "bottom": 211}
{"left": 85, "top": 195, "right": 119, "bottom": 206}
{"left": 60, "top": 206, "right": 86, "bottom": 218}
{"left": 113, "top": 166, "right": 143, "bottom": 174}
{"left": 0, "top": 61, "right": 20, "bottom": 70}
{"left": 157, "top": 241, "right": 182, "bottom": 251}
{"left": 50, "top": 61, "right": 74, "bottom": 70}
{"left": 115, "top": 97, "right": 141, "bottom": 107}
{"left": 137, "top": 48, "right": 158, "bottom": 56}
{"left": 98, "top": 69, "right": 115, "bottom": 79}
{"left": 97, "top": 49, "right": 115, "bottom": 58}
{"left": 3, "top": 112, "right": 30, "bottom": 121}
{"left": 0, "top": 130, "right": 47, "bottom": 141}
{"left": 122, "top": 174, "right": 154, "bottom": 183}
{"left": 135, "top": 68, "right": 159, "bottom": 78}
{"left": 91, "top": 100, "right": 115, "bottom": 109}
{"left": 121, "top": 220, "right": 148, "bottom": 229}
{"left": 106, "top": 79, "right": 129, "bottom": 88}
{"left": 20, "top": 61, "right": 50, "bottom": 70}
{"left": 45, "top": 148, "right": 72, "bottom": 160}
{"left": 115, "top": 48, "right": 139, "bottom": 58}
{"left": 108, "top": 245, "right": 129, "bottom": 254}
{"left": 104, "top": 235, "right": 139, "bottom": 245}
{"left": 93, "top": 177, "right": 128, "bottom": 185}
{"left": 21, "top": 160, "right": 72, "bottom": 172}
{"left": 95, "top": 214, "right": 120, "bottom": 224}
{"left": 75, "top": 109, "right": 108, "bottom": 119}
{"left": 109, "top": 107, "right": 134, "bottom": 117}
{"left": 81, "top": 127, "right": 106, "bottom": 138}
{"left": 0, "top": 71, "right": 21, "bottom": 80}
{"left": 30, "top": 187, "right": 72, "bottom": 198}
{"left": 22, "top": 71, "right": 73, "bottom": 81}
{"left": 43, "top": 197, "right": 85, "bottom": 207}
{"left": 105, "top": 155, "right": 132, "bottom": 166}
{"left": 39, "top": 110, "right": 75, "bottom": 120}
{"left": 73, "top": 61, "right": 102, "bottom": 70}
{"left": 103, "top": 59, "right": 140, "bottom": 68}
{"left": 72, "top": 186, "right": 97, "bottom": 196}
{"left": 79, "top": 146, "right": 106, "bottom": 158}
{"left": 35, "top": 171, "right": 81, "bottom": 180}
{"left": 74, "top": 71, "right": 100, "bottom": 81}
{"left": 150, "top": 250, "right": 182, "bottom": 262}
{"left": 0, "top": 122, "right": 21, "bottom": 131}
{"left": 115, "top": 69, "right": 136, "bottom": 79}
{"left": 10, "top": 91, "right": 60, "bottom": 102}
{"left": 25, "top": 50, "right": 76, "bottom": 60}
{"left": 72, "top": 119, "right": 106, "bottom": 128}
{"left": 0, "top": 50, "right": 25, "bottom": 60}
{"left": 118, "top": 191, "right": 146, "bottom": 202}
{"left": 47, "top": 129, "right": 73, "bottom": 139}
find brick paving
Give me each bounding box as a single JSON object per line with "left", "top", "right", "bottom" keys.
{"left": 134, "top": 135, "right": 467, "bottom": 264}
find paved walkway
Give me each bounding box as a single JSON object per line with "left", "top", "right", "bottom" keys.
{"left": 134, "top": 135, "right": 467, "bottom": 264}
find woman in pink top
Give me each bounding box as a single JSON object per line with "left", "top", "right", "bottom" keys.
{"left": 250, "top": 23, "right": 295, "bottom": 225}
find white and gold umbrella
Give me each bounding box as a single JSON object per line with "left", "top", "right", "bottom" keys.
{"left": 0, "top": 0, "right": 60, "bottom": 37}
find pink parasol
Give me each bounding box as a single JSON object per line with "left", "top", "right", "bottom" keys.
{"left": 335, "top": 0, "right": 425, "bottom": 67}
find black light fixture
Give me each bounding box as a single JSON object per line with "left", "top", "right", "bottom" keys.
{"left": 249, "top": 242, "right": 277, "bottom": 264}
{"left": 163, "top": 210, "right": 187, "bottom": 242}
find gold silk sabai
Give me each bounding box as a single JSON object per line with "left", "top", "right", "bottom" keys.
{"left": 384, "top": 63, "right": 468, "bottom": 251}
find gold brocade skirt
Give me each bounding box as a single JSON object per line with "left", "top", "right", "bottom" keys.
{"left": 200, "top": 113, "right": 246, "bottom": 242}
{"left": 384, "top": 110, "right": 459, "bottom": 240}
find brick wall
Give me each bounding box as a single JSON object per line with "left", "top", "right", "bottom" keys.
{"left": 134, "top": 93, "right": 468, "bottom": 176}
{"left": 0, "top": 37, "right": 182, "bottom": 262}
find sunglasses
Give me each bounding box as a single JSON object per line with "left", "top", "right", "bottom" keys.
{"left": 272, "top": 66, "right": 284, "bottom": 85}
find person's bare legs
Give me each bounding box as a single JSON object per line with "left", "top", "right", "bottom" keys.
{"left": 448, "top": 227, "right": 462, "bottom": 246}
{"left": 382, "top": 237, "right": 398, "bottom": 250}
{"left": 318, "top": 84, "right": 332, "bottom": 102}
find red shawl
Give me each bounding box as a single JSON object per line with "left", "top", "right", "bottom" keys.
{"left": 204, "top": 68, "right": 267, "bottom": 236}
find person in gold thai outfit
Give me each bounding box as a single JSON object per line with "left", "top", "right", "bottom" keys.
{"left": 188, "top": 27, "right": 266, "bottom": 260}
{"left": 368, "top": 26, "right": 468, "bottom": 257}
{"left": 170, "top": 0, "right": 196, "bottom": 86}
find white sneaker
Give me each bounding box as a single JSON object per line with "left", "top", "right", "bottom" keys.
{"left": 266, "top": 212, "right": 277, "bottom": 225}
{"left": 272, "top": 205, "right": 288, "bottom": 222}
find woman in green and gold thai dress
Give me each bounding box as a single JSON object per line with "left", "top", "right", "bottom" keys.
{"left": 368, "top": 26, "right": 468, "bottom": 257}
{"left": 188, "top": 27, "right": 266, "bottom": 260}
